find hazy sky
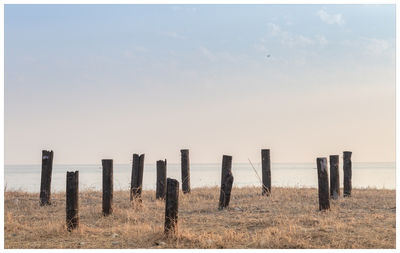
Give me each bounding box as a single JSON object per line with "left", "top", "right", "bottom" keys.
{"left": 5, "top": 4, "right": 395, "bottom": 164}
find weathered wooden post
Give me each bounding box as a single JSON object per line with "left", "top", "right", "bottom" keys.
{"left": 181, "top": 149, "right": 191, "bottom": 194}
{"left": 329, "top": 155, "right": 340, "bottom": 199}
{"left": 218, "top": 155, "right": 234, "bottom": 210}
{"left": 164, "top": 178, "right": 179, "bottom": 235}
{"left": 261, "top": 149, "right": 271, "bottom": 196}
{"left": 343, "top": 151, "right": 352, "bottom": 197}
{"left": 102, "top": 159, "right": 113, "bottom": 216}
{"left": 317, "top": 157, "right": 330, "bottom": 211}
{"left": 156, "top": 159, "right": 167, "bottom": 199}
{"left": 130, "top": 154, "right": 145, "bottom": 201}
{"left": 40, "top": 150, "right": 54, "bottom": 206}
{"left": 66, "top": 171, "right": 79, "bottom": 231}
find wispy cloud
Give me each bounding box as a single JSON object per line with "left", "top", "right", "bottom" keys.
{"left": 198, "top": 46, "right": 240, "bottom": 64}
{"left": 266, "top": 23, "right": 317, "bottom": 47}
{"left": 162, "top": 31, "right": 186, "bottom": 40}
{"left": 315, "top": 35, "right": 328, "bottom": 46}
{"left": 254, "top": 23, "right": 329, "bottom": 62}
{"left": 171, "top": 6, "right": 197, "bottom": 12}
{"left": 341, "top": 37, "right": 393, "bottom": 57}
{"left": 134, "top": 46, "right": 147, "bottom": 52}
{"left": 199, "top": 46, "right": 216, "bottom": 61}
{"left": 123, "top": 47, "right": 148, "bottom": 58}
{"left": 317, "top": 9, "right": 345, "bottom": 25}
{"left": 364, "top": 38, "right": 390, "bottom": 55}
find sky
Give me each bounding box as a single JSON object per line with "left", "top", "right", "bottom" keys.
{"left": 4, "top": 4, "right": 396, "bottom": 165}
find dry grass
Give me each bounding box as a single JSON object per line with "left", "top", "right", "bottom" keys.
{"left": 4, "top": 187, "right": 395, "bottom": 249}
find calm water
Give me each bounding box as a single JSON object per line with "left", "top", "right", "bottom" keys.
{"left": 4, "top": 162, "right": 395, "bottom": 192}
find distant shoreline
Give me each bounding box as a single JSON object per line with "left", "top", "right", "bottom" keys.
{"left": 4, "top": 161, "right": 396, "bottom": 166}
{"left": 4, "top": 185, "right": 396, "bottom": 195}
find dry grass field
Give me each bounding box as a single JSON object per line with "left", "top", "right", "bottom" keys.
{"left": 4, "top": 187, "right": 395, "bottom": 249}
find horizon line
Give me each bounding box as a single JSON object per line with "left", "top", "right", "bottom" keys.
{"left": 4, "top": 161, "right": 396, "bottom": 166}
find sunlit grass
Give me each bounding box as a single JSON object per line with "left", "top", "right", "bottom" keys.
{"left": 4, "top": 187, "right": 395, "bottom": 249}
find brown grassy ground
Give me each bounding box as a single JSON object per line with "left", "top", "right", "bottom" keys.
{"left": 4, "top": 187, "right": 395, "bottom": 249}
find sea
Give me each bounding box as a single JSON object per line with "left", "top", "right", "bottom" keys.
{"left": 4, "top": 162, "right": 395, "bottom": 193}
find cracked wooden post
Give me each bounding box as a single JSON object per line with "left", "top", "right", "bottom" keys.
{"left": 66, "top": 171, "right": 79, "bottom": 231}
{"left": 329, "top": 155, "right": 340, "bottom": 199}
{"left": 181, "top": 149, "right": 190, "bottom": 194}
{"left": 261, "top": 149, "right": 271, "bottom": 196}
{"left": 102, "top": 159, "right": 113, "bottom": 216}
{"left": 218, "top": 155, "right": 234, "bottom": 210}
{"left": 343, "top": 151, "right": 352, "bottom": 197}
{"left": 164, "top": 178, "right": 179, "bottom": 235}
{"left": 156, "top": 159, "right": 167, "bottom": 199}
{"left": 317, "top": 157, "right": 330, "bottom": 211}
{"left": 130, "top": 154, "right": 145, "bottom": 201}
{"left": 40, "top": 150, "right": 54, "bottom": 206}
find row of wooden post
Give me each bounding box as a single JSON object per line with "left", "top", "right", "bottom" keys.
{"left": 40, "top": 149, "right": 271, "bottom": 206}
{"left": 40, "top": 148, "right": 352, "bottom": 233}
{"left": 63, "top": 162, "right": 180, "bottom": 233}
{"left": 40, "top": 149, "right": 192, "bottom": 234}
{"left": 317, "top": 151, "right": 353, "bottom": 211}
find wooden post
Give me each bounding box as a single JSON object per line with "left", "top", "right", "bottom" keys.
{"left": 130, "top": 154, "right": 145, "bottom": 201}
{"left": 329, "top": 155, "right": 340, "bottom": 199}
{"left": 261, "top": 149, "right": 271, "bottom": 196}
{"left": 343, "top": 151, "right": 352, "bottom": 197}
{"left": 40, "top": 150, "right": 54, "bottom": 206}
{"left": 156, "top": 159, "right": 167, "bottom": 199}
{"left": 218, "top": 155, "right": 234, "bottom": 210}
{"left": 317, "top": 158, "right": 330, "bottom": 211}
{"left": 66, "top": 171, "right": 79, "bottom": 231}
{"left": 181, "top": 149, "right": 191, "bottom": 194}
{"left": 164, "top": 178, "right": 179, "bottom": 235}
{"left": 102, "top": 159, "right": 113, "bottom": 216}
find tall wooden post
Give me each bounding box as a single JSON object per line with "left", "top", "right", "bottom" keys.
{"left": 218, "top": 155, "right": 234, "bottom": 210}
{"left": 329, "top": 155, "right": 340, "bottom": 199}
{"left": 317, "top": 158, "right": 330, "bottom": 211}
{"left": 343, "top": 151, "right": 352, "bottom": 197}
{"left": 156, "top": 159, "right": 167, "bottom": 199}
{"left": 66, "top": 171, "right": 79, "bottom": 231}
{"left": 130, "top": 154, "right": 145, "bottom": 201}
{"left": 102, "top": 159, "right": 113, "bottom": 216}
{"left": 181, "top": 149, "right": 191, "bottom": 194}
{"left": 164, "top": 178, "right": 179, "bottom": 235}
{"left": 261, "top": 149, "right": 271, "bottom": 196}
{"left": 40, "top": 150, "right": 54, "bottom": 206}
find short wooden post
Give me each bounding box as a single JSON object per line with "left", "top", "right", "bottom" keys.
{"left": 218, "top": 155, "right": 234, "bottom": 210}
{"left": 317, "top": 157, "right": 330, "bottom": 211}
{"left": 130, "top": 154, "right": 145, "bottom": 201}
{"left": 329, "top": 155, "right": 340, "bottom": 199}
{"left": 343, "top": 151, "right": 352, "bottom": 197}
{"left": 261, "top": 149, "right": 271, "bottom": 196}
{"left": 40, "top": 150, "right": 54, "bottom": 206}
{"left": 156, "top": 159, "right": 167, "bottom": 199}
{"left": 66, "top": 171, "right": 79, "bottom": 231}
{"left": 164, "top": 178, "right": 179, "bottom": 235}
{"left": 102, "top": 159, "right": 113, "bottom": 216}
{"left": 181, "top": 149, "right": 191, "bottom": 194}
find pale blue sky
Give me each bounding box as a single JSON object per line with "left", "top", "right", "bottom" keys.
{"left": 5, "top": 4, "right": 395, "bottom": 164}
